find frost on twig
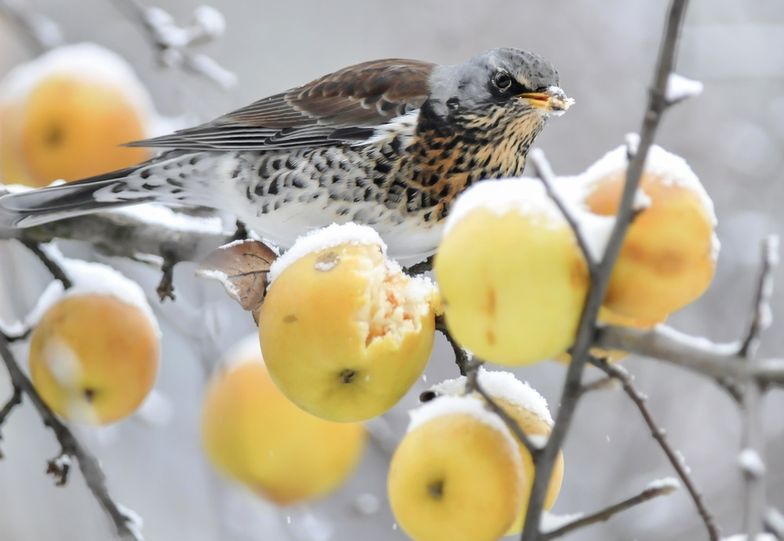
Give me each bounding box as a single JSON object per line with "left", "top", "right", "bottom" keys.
{"left": 115, "top": 0, "right": 236, "bottom": 88}
{"left": 521, "top": 2, "right": 699, "bottom": 539}
{"left": 665, "top": 73, "right": 704, "bottom": 105}
{"left": 0, "top": 334, "right": 142, "bottom": 539}
{"left": 540, "top": 481, "right": 678, "bottom": 540}
{"left": 590, "top": 356, "right": 721, "bottom": 540}
{"left": 740, "top": 235, "right": 778, "bottom": 358}
{"left": 0, "top": 0, "right": 64, "bottom": 52}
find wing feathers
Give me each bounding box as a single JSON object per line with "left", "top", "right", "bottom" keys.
{"left": 128, "top": 58, "right": 433, "bottom": 151}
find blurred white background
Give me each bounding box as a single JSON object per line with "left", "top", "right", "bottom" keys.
{"left": 0, "top": 1, "right": 782, "bottom": 540}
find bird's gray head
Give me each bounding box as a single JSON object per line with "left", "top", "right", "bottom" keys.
{"left": 426, "top": 48, "right": 573, "bottom": 120}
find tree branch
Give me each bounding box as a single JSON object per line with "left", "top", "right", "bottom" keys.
{"left": 541, "top": 482, "right": 678, "bottom": 540}
{"left": 20, "top": 240, "right": 73, "bottom": 289}
{"left": 589, "top": 356, "right": 720, "bottom": 540}
{"left": 0, "top": 0, "right": 63, "bottom": 53}
{"left": 472, "top": 371, "right": 541, "bottom": 456}
{"left": 1, "top": 208, "right": 233, "bottom": 297}
{"left": 436, "top": 316, "right": 470, "bottom": 376}
{"left": 521, "top": 2, "right": 692, "bottom": 539}
{"left": 594, "top": 324, "right": 784, "bottom": 386}
{"left": 528, "top": 149, "right": 597, "bottom": 275}
{"left": 0, "top": 385, "right": 23, "bottom": 458}
{"left": 113, "top": 0, "right": 236, "bottom": 89}
{"left": 0, "top": 333, "right": 141, "bottom": 540}
{"left": 740, "top": 235, "right": 778, "bottom": 358}
{"left": 739, "top": 236, "right": 778, "bottom": 537}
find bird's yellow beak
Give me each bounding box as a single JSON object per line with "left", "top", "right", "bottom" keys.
{"left": 520, "top": 86, "right": 574, "bottom": 115}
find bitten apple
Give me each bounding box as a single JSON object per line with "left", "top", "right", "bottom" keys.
{"left": 259, "top": 223, "right": 438, "bottom": 422}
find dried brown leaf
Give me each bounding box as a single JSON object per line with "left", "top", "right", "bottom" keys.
{"left": 197, "top": 240, "right": 277, "bottom": 315}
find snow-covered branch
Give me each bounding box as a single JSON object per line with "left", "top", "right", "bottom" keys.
{"left": 541, "top": 480, "right": 679, "bottom": 540}
{"left": 594, "top": 325, "right": 784, "bottom": 387}
{"left": 590, "top": 357, "right": 721, "bottom": 539}
{"left": 0, "top": 333, "right": 142, "bottom": 540}
{"left": 113, "top": 0, "right": 236, "bottom": 89}
{"left": 0, "top": 0, "right": 63, "bottom": 53}
{"left": 0, "top": 204, "right": 234, "bottom": 299}
{"left": 521, "top": 1, "right": 695, "bottom": 539}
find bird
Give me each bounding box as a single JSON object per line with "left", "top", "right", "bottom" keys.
{"left": 0, "top": 47, "right": 572, "bottom": 261}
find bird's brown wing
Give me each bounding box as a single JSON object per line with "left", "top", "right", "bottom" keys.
{"left": 128, "top": 58, "right": 434, "bottom": 151}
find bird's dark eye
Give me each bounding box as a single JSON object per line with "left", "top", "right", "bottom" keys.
{"left": 492, "top": 71, "right": 513, "bottom": 91}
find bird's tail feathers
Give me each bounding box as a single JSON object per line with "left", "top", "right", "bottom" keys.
{"left": 0, "top": 166, "right": 152, "bottom": 229}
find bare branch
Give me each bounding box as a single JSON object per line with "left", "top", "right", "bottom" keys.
{"left": 1, "top": 210, "right": 233, "bottom": 297}
{"left": 590, "top": 357, "right": 720, "bottom": 540}
{"left": 594, "top": 324, "right": 784, "bottom": 387}
{"left": 19, "top": 240, "right": 73, "bottom": 289}
{"left": 738, "top": 237, "right": 777, "bottom": 538}
{"left": 541, "top": 482, "right": 678, "bottom": 540}
{"left": 0, "top": 385, "right": 23, "bottom": 458}
{"left": 113, "top": 0, "right": 236, "bottom": 89}
{"left": 579, "top": 375, "right": 619, "bottom": 395}
{"left": 765, "top": 507, "right": 784, "bottom": 539}
{"left": 0, "top": 0, "right": 63, "bottom": 53}
{"left": 0, "top": 327, "right": 31, "bottom": 343}
{"left": 521, "top": 2, "right": 692, "bottom": 539}
{"left": 528, "top": 149, "right": 597, "bottom": 275}
{"left": 436, "top": 316, "right": 470, "bottom": 376}
{"left": 740, "top": 235, "right": 778, "bottom": 358}
{"left": 473, "top": 373, "right": 541, "bottom": 456}
{"left": 0, "top": 334, "right": 141, "bottom": 539}
{"left": 155, "top": 244, "right": 178, "bottom": 301}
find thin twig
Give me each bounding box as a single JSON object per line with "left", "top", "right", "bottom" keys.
{"left": 436, "top": 316, "right": 470, "bottom": 376}
{"left": 0, "top": 334, "right": 141, "bottom": 540}
{"left": 113, "top": 0, "right": 236, "bottom": 89}
{"left": 0, "top": 327, "right": 32, "bottom": 343}
{"left": 156, "top": 244, "right": 178, "bottom": 301}
{"left": 522, "top": 2, "right": 691, "bottom": 539}
{"left": 579, "top": 376, "right": 619, "bottom": 395}
{"left": 739, "top": 237, "right": 777, "bottom": 537}
{"left": 590, "top": 356, "right": 720, "bottom": 540}
{"left": 19, "top": 240, "right": 72, "bottom": 289}
{"left": 473, "top": 374, "right": 540, "bottom": 456}
{"left": 594, "top": 324, "right": 784, "bottom": 387}
{"left": 0, "top": 385, "right": 23, "bottom": 458}
{"left": 541, "top": 483, "right": 678, "bottom": 540}
{"left": 528, "top": 149, "right": 597, "bottom": 275}
{"left": 740, "top": 235, "right": 778, "bottom": 358}
{"left": 0, "top": 0, "right": 63, "bottom": 53}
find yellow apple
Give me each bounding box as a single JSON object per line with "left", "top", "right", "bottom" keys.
{"left": 435, "top": 180, "right": 589, "bottom": 365}
{"left": 259, "top": 224, "right": 438, "bottom": 422}
{"left": 29, "top": 292, "right": 159, "bottom": 424}
{"left": 430, "top": 368, "right": 563, "bottom": 534}
{"left": 582, "top": 144, "right": 718, "bottom": 324}
{"left": 388, "top": 395, "right": 524, "bottom": 541}
{"left": 0, "top": 43, "right": 154, "bottom": 187}
{"left": 201, "top": 336, "right": 366, "bottom": 504}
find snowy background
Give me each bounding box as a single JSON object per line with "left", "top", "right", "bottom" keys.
{"left": 0, "top": 0, "right": 783, "bottom": 540}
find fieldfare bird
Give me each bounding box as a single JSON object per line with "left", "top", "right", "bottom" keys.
{"left": 0, "top": 48, "right": 572, "bottom": 260}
